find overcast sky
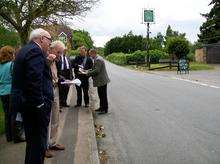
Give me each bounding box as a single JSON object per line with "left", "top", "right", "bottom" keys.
{"left": 69, "top": 0, "right": 211, "bottom": 47}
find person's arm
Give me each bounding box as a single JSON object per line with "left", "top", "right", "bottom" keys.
{"left": 87, "top": 59, "right": 102, "bottom": 76}
{"left": 25, "top": 48, "right": 45, "bottom": 107}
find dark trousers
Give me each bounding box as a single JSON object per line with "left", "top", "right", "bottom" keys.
{"left": 23, "top": 103, "right": 51, "bottom": 164}
{"left": 75, "top": 80, "right": 89, "bottom": 105}
{"left": 59, "top": 85, "right": 69, "bottom": 106}
{"left": 0, "top": 95, "right": 13, "bottom": 141}
{"left": 97, "top": 84, "right": 108, "bottom": 113}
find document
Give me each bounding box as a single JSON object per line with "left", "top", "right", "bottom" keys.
{"left": 61, "top": 78, "right": 81, "bottom": 86}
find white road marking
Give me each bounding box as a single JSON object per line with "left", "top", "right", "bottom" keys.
{"left": 171, "top": 77, "right": 220, "bottom": 89}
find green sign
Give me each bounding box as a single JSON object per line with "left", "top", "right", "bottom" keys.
{"left": 143, "top": 9, "right": 154, "bottom": 23}
{"left": 58, "top": 32, "right": 67, "bottom": 45}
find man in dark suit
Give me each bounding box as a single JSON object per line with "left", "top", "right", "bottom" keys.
{"left": 72, "top": 46, "right": 93, "bottom": 108}
{"left": 11, "top": 28, "right": 54, "bottom": 164}
{"left": 56, "top": 51, "right": 73, "bottom": 107}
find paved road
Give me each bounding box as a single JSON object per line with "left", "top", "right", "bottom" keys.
{"left": 96, "top": 62, "right": 220, "bottom": 164}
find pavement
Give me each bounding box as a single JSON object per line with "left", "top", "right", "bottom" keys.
{"left": 0, "top": 82, "right": 100, "bottom": 164}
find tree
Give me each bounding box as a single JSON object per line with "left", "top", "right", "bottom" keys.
{"left": 0, "top": 25, "right": 20, "bottom": 47}
{"left": 104, "top": 31, "right": 145, "bottom": 56}
{"left": 72, "top": 30, "right": 94, "bottom": 50}
{"left": 198, "top": 0, "right": 220, "bottom": 44}
{"left": 0, "top": 0, "right": 98, "bottom": 45}
{"left": 166, "top": 37, "right": 190, "bottom": 59}
{"left": 164, "top": 25, "right": 186, "bottom": 46}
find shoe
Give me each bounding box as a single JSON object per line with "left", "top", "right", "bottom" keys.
{"left": 95, "top": 108, "right": 101, "bottom": 112}
{"left": 85, "top": 104, "right": 89, "bottom": 108}
{"left": 50, "top": 144, "right": 65, "bottom": 151}
{"left": 98, "top": 111, "right": 107, "bottom": 115}
{"left": 14, "top": 136, "right": 26, "bottom": 143}
{"left": 45, "top": 149, "right": 54, "bottom": 158}
{"left": 74, "top": 104, "right": 81, "bottom": 108}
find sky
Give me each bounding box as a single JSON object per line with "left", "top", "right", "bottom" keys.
{"left": 69, "top": 0, "right": 212, "bottom": 47}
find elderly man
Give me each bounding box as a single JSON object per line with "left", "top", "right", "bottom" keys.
{"left": 86, "top": 49, "right": 110, "bottom": 114}
{"left": 12, "top": 28, "right": 53, "bottom": 164}
{"left": 45, "top": 41, "right": 65, "bottom": 158}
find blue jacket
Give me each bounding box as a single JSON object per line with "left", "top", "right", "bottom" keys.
{"left": 0, "top": 61, "right": 13, "bottom": 96}
{"left": 11, "top": 41, "right": 54, "bottom": 111}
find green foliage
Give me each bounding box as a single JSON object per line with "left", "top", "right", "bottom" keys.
{"left": 0, "top": 25, "right": 20, "bottom": 47}
{"left": 166, "top": 37, "right": 190, "bottom": 59}
{"left": 96, "top": 47, "right": 104, "bottom": 56}
{"left": 72, "top": 30, "right": 94, "bottom": 50}
{"left": 69, "top": 49, "right": 80, "bottom": 56}
{"left": 126, "top": 50, "right": 145, "bottom": 63}
{"left": 149, "top": 50, "right": 169, "bottom": 63}
{"left": 104, "top": 31, "right": 145, "bottom": 56}
{"left": 106, "top": 52, "right": 128, "bottom": 65}
{"left": 164, "top": 25, "right": 186, "bottom": 46}
{"left": 198, "top": 0, "right": 220, "bottom": 43}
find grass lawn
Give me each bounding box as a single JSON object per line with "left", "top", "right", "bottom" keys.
{"left": 126, "top": 62, "right": 214, "bottom": 71}
{"left": 0, "top": 99, "right": 5, "bottom": 135}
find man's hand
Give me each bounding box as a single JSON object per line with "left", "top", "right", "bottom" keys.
{"left": 47, "top": 54, "right": 56, "bottom": 61}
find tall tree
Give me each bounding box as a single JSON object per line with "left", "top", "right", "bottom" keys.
{"left": 0, "top": 0, "right": 98, "bottom": 45}
{"left": 72, "top": 30, "right": 94, "bottom": 49}
{"left": 198, "top": 0, "right": 220, "bottom": 44}
{"left": 164, "top": 25, "right": 186, "bottom": 46}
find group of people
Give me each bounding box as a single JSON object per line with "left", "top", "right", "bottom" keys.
{"left": 0, "top": 28, "right": 110, "bottom": 164}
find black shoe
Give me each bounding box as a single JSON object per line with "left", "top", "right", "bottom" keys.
{"left": 14, "top": 136, "right": 26, "bottom": 143}
{"left": 85, "top": 104, "right": 89, "bottom": 108}
{"left": 98, "top": 111, "right": 107, "bottom": 115}
{"left": 74, "top": 104, "right": 81, "bottom": 108}
{"left": 95, "top": 108, "right": 101, "bottom": 112}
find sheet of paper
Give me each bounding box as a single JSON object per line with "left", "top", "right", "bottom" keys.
{"left": 61, "top": 78, "right": 81, "bottom": 86}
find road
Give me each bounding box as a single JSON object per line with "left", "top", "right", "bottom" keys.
{"left": 95, "top": 62, "right": 220, "bottom": 164}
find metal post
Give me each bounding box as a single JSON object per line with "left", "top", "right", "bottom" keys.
{"left": 146, "top": 23, "right": 150, "bottom": 69}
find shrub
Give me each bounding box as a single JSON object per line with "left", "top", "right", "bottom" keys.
{"left": 149, "top": 50, "right": 169, "bottom": 63}
{"left": 166, "top": 37, "right": 190, "bottom": 59}
{"left": 106, "top": 52, "right": 128, "bottom": 65}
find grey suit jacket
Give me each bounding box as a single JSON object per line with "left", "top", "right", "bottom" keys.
{"left": 87, "top": 56, "right": 110, "bottom": 87}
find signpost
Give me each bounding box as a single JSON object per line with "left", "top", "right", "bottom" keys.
{"left": 142, "top": 9, "right": 155, "bottom": 69}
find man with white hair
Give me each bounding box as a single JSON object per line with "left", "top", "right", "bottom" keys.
{"left": 12, "top": 28, "right": 53, "bottom": 164}
{"left": 45, "top": 41, "right": 66, "bottom": 158}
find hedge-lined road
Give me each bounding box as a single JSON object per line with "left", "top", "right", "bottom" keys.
{"left": 96, "top": 61, "right": 220, "bottom": 164}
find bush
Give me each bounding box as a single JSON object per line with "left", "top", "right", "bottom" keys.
{"left": 166, "top": 37, "right": 190, "bottom": 59}
{"left": 187, "top": 52, "right": 195, "bottom": 62}
{"left": 149, "top": 50, "right": 169, "bottom": 63}
{"left": 106, "top": 52, "right": 128, "bottom": 65}
{"left": 126, "top": 50, "right": 145, "bottom": 63}
{"left": 69, "top": 49, "right": 80, "bottom": 56}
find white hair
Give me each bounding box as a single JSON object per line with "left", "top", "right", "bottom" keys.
{"left": 29, "top": 28, "right": 49, "bottom": 41}
{"left": 50, "top": 40, "right": 66, "bottom": 49}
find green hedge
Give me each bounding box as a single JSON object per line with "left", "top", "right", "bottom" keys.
{"left": 106, "top": 52, "right": 128, "bottom": 65}
{"left": 106, "top": 49, "right": 170, "bottom": 65}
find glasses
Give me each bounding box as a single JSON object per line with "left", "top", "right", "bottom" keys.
{"left": 43, "top": 36, "right": 52, "bottom": 42}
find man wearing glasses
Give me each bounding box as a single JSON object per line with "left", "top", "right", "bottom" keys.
{"left": 12, "top": 28, "right": 54, "bottom": 164}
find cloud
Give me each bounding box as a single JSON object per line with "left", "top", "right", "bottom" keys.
{"left": 69, "top": 0, "right": 211, "bottom": 47}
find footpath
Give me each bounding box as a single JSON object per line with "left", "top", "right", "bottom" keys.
{"left": 0, "top": 82, "right": 100, "bottom": 164}
{"left": 149, "top": 64, "right": 220, "bottom": 87}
